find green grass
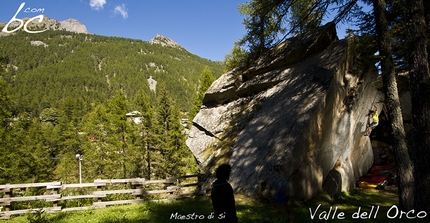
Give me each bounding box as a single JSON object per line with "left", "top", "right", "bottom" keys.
{"left": 3, "top": 186, "right": 428, "bottom": 223}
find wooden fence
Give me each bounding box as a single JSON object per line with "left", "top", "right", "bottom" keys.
{"left": 0, "top": 174, "right": 210, "bottom": 219}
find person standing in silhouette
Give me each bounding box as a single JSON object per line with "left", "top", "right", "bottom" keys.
{"left": 211, "top": 164, "right": 238, "bottom": 223}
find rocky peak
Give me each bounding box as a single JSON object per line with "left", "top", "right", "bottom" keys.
{"left": 0, "top": 16, "right": 88, "bottom": 35}
{"left": 150, "top": 34, "right": 183, "bottom": 49}
{"left": 59, "top": 18, "right": 88, "bottom": 34}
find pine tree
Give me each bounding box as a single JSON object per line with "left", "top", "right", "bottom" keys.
{"left": 0, "top": 78, "right": 13, "bottom": 183}
{"left": 232, "top": 0, "right": 332, "bottom": 65}
{"left": 81, "top": 90, "right": 140, "bottom": 180}
{"left": 290, "top": 0, "right": 323, "bottom": 34}
{"left": 237, "top": 0, "right": 286, "bottom": 59}
{"left": 190, "top": 66, "right": 215, "bottom": 121}
{"left": 82, "top": 104, "right": 111, "bottom": 180}
{"left": 54, "top": 121, "right": 88, "bottom": 183}
{"left": 105, "top": 90, "right": 131, "bottom": 179}
{"left": 152, "top": 87, "right": 196, "bottom": 178}
{"left": 132, "top": 89, "right": 154, "bottom": 179}
{"left": 0, "top": 79, "right": 11, "bottom": 142}
{"left": 153, "top": 87, "right": 174, "bottom": 178}
{"left": 8, "top": 115, "right": 56, "bottom": 183}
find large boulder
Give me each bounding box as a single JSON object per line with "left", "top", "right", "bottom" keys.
{"left": 186, "top": 23, "right": 383, "bottom": 199}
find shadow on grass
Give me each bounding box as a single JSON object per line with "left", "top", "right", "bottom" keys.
{"left": 99, "top": 195, "right": 291, "bottom": 222}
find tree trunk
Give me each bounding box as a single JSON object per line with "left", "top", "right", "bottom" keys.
{"left": 147, "top": 142, "right": 151, "bottom": 180}
{"left": 407, "top": 0, "right": 430, "bottom": 214}
{"left": 372, "top": 0, "right": 414, "bottom": 210}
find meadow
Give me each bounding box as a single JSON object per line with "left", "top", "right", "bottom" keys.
{"left": 3, "top": 186, "right": 427, "bottom": 223}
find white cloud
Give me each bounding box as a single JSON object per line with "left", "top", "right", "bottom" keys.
{"left": 113, "top": 4, "right": 128, "bottom": 19}
{"left": 90, "top": 0, "right": 106, "bottom": 11}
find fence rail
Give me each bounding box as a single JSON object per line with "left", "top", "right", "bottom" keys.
{"left": 0, "top": 174, "right": 210, "bottom": 219}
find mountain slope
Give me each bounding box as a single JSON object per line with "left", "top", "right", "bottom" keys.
{"left": 0, "top": 29, "right": 225, "bottom": 115}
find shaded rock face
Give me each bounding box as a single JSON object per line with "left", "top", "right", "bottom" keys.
{"left": 186, "top": 22, "right": 383, "bottom": 199}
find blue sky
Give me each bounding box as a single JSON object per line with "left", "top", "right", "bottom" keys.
{"left": 0, "top": 0, "right": 248, "bottom": 61}
{"left": 1, "top": 1, "right": 352, "bottom": 61}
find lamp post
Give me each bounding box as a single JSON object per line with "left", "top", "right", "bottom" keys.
{"left": 75, "top": 154, "right": 83, "bottom": 184}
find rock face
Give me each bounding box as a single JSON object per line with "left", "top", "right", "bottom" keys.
{"left": 150, "top": 34, "right": 184, "bottom": 49}
{"left": 186, "top": 22, "right": 384, "bottom": 199}
{"left": 0, "top": 17, "right": 88, "bottom": 35}
{"left": 59, "top": 18, "right": 88, "bottom": 34}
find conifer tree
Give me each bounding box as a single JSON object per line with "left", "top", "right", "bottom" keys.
{"left": 0, "top": 79, "right": 11, "bottom": 143}
{"left": 153, "top": 87, "right": 194, "bottom": 178}
{"left": 0, "top": 77, "right": 13, "bottom": 183}
{"left": 11, "top": 115, "right": 55, "bottom": 183}
{"left": 81, "top": 90, "right": 140, "bottom": 180}
{"left": 133, "top": 89, "right": 154, "bottom": 179}
{"left": 82, "top": 103, "right": 111, "bottom": 180}
{"left": 190, "top": 66, "right": 215, "bottom": 120}
{"left": 290, "top": 0, "right": 324, "bottom": 34}
{"left": 105, "top": 90, "right": 132, "bottom": 178}
{"left": 54, "top": 121, "right": 88, "bottom": 183}
{"left": 232, "top": 0, "right": 332, "bottom": 64}
{"left": 237, "top": 0, "right": 286, "bottom": 59}
{"left": 153, "top": 87, "right": 174, "bottom": 178}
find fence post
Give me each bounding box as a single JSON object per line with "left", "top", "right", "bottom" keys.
{"left": 51, "top": 186, "right": 60, "bottom": 208}
{"left": 174, "top": 179, "right": 179, "bottom": 195}
{"left": 132, "top": 178, "right": 143, "bottom": 200}
{"left": 4, "top": 185, "right": 12, "bottom": 212}
{"left": 198, "top": 174, "right": 210, "bottom": 195}
{"left": 95, "top": 179, "right": 104, "bottom": 203}
{"left": 198, "top": 175, "right": 204, "bottom": 195}
{"left": 197, "top": 175, "right": 202, "bottom": 194}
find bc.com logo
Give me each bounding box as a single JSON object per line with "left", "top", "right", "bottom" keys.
{"left": 2, "top": 2, "right": 47, "bottom": 34}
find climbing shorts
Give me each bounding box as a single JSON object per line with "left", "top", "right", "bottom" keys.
{"left": 369, "top": 122, "right": 378, "bottom": 129}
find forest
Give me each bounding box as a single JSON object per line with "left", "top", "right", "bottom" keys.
{"left": 0, "top": 29, "right": 224, "bottom": 184}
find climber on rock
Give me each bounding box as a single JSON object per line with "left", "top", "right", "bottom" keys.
{"left": 365, "top": 104, "right": 379, "bottom": 136}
